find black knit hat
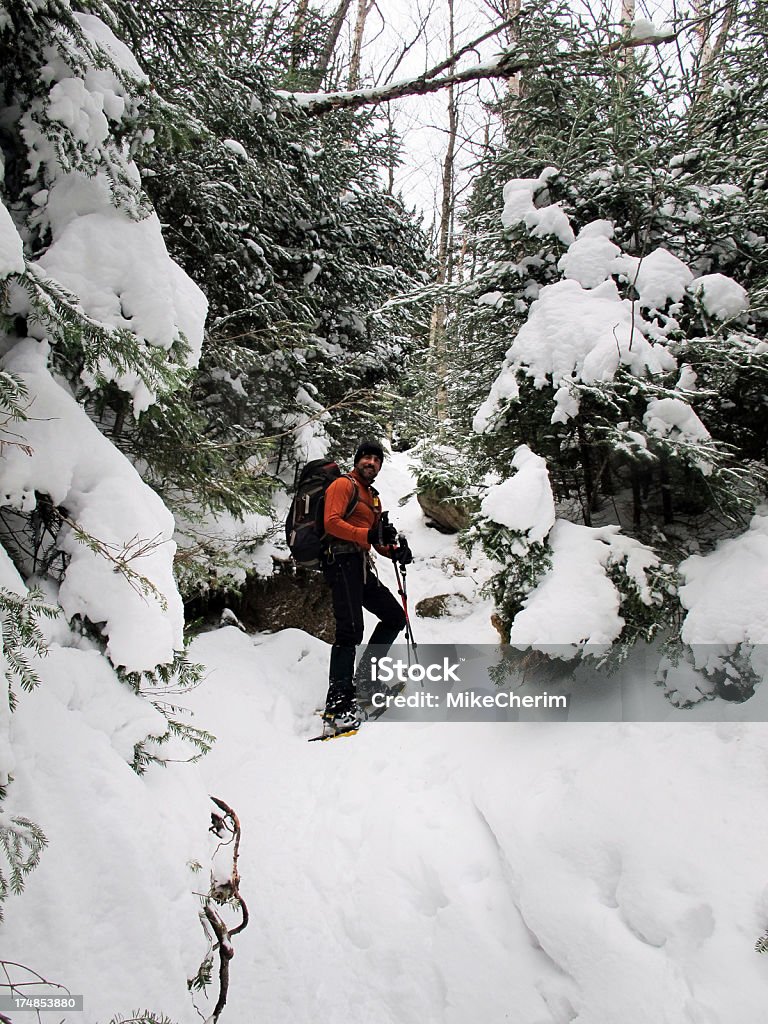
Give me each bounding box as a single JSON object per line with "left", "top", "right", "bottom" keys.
{"left": 354, "top": 439, "right": 385, "bottom": 465}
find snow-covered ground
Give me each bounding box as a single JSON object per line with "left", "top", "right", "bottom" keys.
{"left": 4, "top": 453, "right": 768, "bottom": 1023}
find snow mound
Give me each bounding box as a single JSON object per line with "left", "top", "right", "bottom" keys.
{"left": 679, "top": 514, "right": 768, "bottom": 681}
{"left": 3, "top": 642, "right": 210, "bottom": 1023}
{"left": 643, "top": 397, "right": 710, "bottom": 442}
{"left": 630, "top": 16, "right": 660, "bottom": 39}
{"left": 480, "top": 444, "right": 555, "bottom": 543}
{"left": 474, "top": 278, "right": 677, "bottom": 432}
{"left": 223, "top": 138, "right": 248, "bottom": 160}
{"left": 614, "top": 247, "right": 694, "bottom": 310}
{"left": 558, "top": 220, "right": 620, "bottom": 288}
{"left": 74, "top": 12, "right": 148, "bottom": 82}
{"left": 501, "top": 167, "right": 575, "bottom": 245}
{"left": 0, "top": 196, "right": 25, "bottom": 276}
{"left": 1, "top": 340, "right": 184, "bottom": 672}
{"left": 689, "top": 273, "right": 749, "bottom": 319}
{"left": 38, "top": 207, "right": 206, "bottom": 410}
{"left": 508, "top": 520, "right": 658, "bottom": 656}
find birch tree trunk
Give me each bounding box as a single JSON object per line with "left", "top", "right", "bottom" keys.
{"left": 619, "top": 0, "right": 635, "bottom": 72}
{"left": 348, "top": 0, "right": 374, "bottom": 90}
{"left": 692, "top": 0, "right": 738, "bottom": 112}
{"left": 428, "top": 0, "right": 458, "bottom": 424}
{"left": 505, "top": 0, "right": 522, "bottom": 98}
{"left": 290, "top": 0, "right": 310, "bottom": 77}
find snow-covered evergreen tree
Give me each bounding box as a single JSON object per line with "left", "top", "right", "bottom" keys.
{"left": 434, "top": 1, "right": 767, "bottom": 678}
{"left": 0, "top": 0, "right": 215, "bottom": 895}
{"left": 99, "top": 0, "right": 429, "bottom": 593}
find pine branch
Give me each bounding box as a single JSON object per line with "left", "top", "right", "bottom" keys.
{"left": 51, "top": 510, "right": 170, "bottom": 610}
{"left": 1, "top": 587, "right": 58, "bottom": 694}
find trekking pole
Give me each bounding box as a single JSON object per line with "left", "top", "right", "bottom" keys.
{"left": 392, "top": 555, "right": 419, "bottom": 667}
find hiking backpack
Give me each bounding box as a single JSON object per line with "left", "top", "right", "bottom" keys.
{"left": 285, "top": 460, "right": 358, "bottom": 568}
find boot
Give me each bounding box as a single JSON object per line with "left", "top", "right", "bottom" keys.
{"left": 324, "top": 644, "right": 358, "bottom": 719}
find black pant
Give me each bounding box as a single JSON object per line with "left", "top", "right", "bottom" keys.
{"left": 323, "top": 552, "right": 406, "bottom": 711}
{"left": 324, "top": 552, "right": 405, "bottom": 647}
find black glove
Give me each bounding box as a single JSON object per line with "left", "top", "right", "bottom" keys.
{"left": 381, "top": 521, "right": 398, "bottom": 546}
{"left": 394, "top": 538, "right": 413, "bottom": 565}
{"left": 368, "top": 520, "right": 397, "bottom": 545}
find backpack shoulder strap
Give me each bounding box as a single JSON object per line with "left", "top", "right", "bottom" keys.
{"left": 340, "top": 474, "right": 359, "bottom": 519}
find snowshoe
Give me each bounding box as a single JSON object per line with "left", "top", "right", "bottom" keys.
{"left": 357, "top": 680, "right": 406, "bottom": 721}
{"left": 308, "top": 705, "right": 362, "bottom": 742}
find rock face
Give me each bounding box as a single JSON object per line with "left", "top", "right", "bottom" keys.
{"left": 416, "top": 487, "right": 471, "bottom": 533}
{"left": 237, "top": 565, "right": 335, "bottom": 641}
{"left": 187, "top": 562, "right": 335, "bottom": 642}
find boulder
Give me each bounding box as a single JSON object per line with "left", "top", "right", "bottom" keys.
{"left": 416, "top": 593, "right": 471, "bottom": 618}
{"left": 417, "top": 487, "right": 470, "bottom": 533}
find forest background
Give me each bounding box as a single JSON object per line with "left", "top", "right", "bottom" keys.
{"left": 0, "top": 0, "right": 767, "bottom": 970}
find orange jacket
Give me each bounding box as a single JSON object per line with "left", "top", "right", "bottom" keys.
{"left": 324, "top": 469, "right": 381, "bottom": 550}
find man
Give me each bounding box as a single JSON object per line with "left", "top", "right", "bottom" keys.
{"left": 321, "top": 439, "right": 412, "bottom": 731}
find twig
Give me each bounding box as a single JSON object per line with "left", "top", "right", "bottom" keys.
{"left": 192, "top": 798, "right": 249, "bottom": 1023}
{"left": 0, "top": 960, "right": 71, "bottom": 1024}
{"left": 203, "top": 905, "right": 233, "bottom": 1024}
{"left": 53, "top": 509, "right": 169, "bottom": 609}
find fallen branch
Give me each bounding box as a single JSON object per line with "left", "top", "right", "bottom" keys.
{"left": 278, "top": 23, "right": 680, "bottom": 115}
{"left": 191, "top": 798, "right": 249, "bottom": 1024}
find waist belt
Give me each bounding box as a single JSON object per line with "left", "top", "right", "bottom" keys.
{"left": 325, "top": 539, "right": 362, "bottom": 557}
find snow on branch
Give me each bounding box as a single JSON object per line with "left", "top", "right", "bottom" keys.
{"left": 278, "top": 21, "right": 680, "bottom": 116}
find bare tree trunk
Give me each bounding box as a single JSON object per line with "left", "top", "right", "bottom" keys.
{"left": 618, "top": 0, "right": 636, "bottom": 73}
{"left": 428, "top": 0, "right": 458, "bottom": 425}
{"left": 620, "top": 0, "right": 636, "bottom": 27}
{"left": 693, "top": 0, "right": 738, "bottom": 111}
{"left": 692, "top": 0, "right": 714, "bottom": 66}
{"left": 348, "top": 0, "right": 373, "bottom": 90}
{"left": 290, "top": 0, "right": 310, "bottom": 76}
{"left": 505, "top": 0, "right": 522, "bottom": 98}
{"left": 310, "top": 0, "right": 355, "bottom": 90}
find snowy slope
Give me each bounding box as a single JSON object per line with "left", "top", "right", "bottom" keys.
{"left": 185, "top": 627, "right": 768, "bottom": 1024}
{"left": 4, "top": 452, "right": 768, "bottom": 1024}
